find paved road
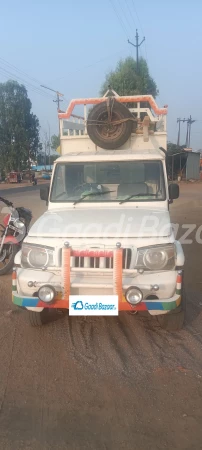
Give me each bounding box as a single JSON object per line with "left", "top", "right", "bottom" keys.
{"left": 0, "top": 184, "right": 202, "bottom": 450}
{"left": 0, "top": 183, "right": 49, "bottom": 196}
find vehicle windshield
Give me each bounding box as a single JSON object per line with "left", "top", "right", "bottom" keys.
{"left": 50, "top": 161, "right": 166, "bottom": 203}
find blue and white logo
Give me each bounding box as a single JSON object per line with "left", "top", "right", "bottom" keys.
{"left": 72, "top": 300, "right": 84, "bottom": 310}
{"left": 69, "top": 295, "right": 118, "bottom": 316}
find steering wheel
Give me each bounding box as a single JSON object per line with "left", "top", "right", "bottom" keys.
{"left": 72, "top": 183, "right": 90, "bottom": 194}
{"left": 72, "top": 183, "right": 103, "bottom": 195}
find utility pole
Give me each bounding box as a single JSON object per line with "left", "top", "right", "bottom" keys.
{"left": 185, "top": 121, "right": 189, "bottom": 148}
{"left": 41, "top": 85, "right": 64, "bottom": 137}
{"left": 185, "top": 115, "right": 196, "bottom": 148}
{"left": 177, "top": 118, "right": 186, "bottom": 146}
{"left": 188, "top": 115, "right": 196, "bottom": 148}
{"left": 128, "top": 29, "right": 145, "bottom": 73}
{"left": 43, "top": 132, "right": 48, "bottom": 171}
{"left": 47, "top": 122, "right": 51, "bottom": 169}
{"left": 44, "top": 139, "right": 47, "bottom": 171}
{"left": 41, "top": 85, "right": 64, "bottom": 111}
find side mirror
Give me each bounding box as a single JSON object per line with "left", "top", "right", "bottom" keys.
{"left": 40, "top": 186, "right": 49, "bottom": 202}
{"left": 169, "top": 183, "right": 179, "bottom": 200}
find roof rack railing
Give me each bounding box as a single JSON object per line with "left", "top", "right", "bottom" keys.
{"left": 58, "top": 91, "right": 168, "bottom": 121}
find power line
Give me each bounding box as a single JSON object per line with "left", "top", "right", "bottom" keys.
{"left": 41, "top": 85, "right": 64, "bottom": 136}
{"left": 117, "top": 0, "right": 134, "bottom": 36}
{"left": 0, "top": 55, "right": 57, "bottom": 101}
{"left": 131, "top": 0, "right": 144, "bottom": 36}
{"left": 49, "top": 47, "right": 128, "bottom": 83}
{"left": 130, "top": 0, "right": 148, "bottom": 63}
{"left": 0, "top": 65, "right": 55, "bottom": 100}
{"left": 124, "top": 0, "right": 137, "bottom": 35}
{"left": 40, "top": 85, "right": 64, "bottom": 109}
{"left": 0, "top": 56, "right": 43, "bottom": 86}
{"left": 144, "top": 41, "right": 149, "bottom": 64}
{"left": 108, "top": 0, "right": 128, "bottom": 37}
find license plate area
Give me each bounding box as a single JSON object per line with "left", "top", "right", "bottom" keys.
{"left": 69, "top": 295, "right": 118, "bottom": 316}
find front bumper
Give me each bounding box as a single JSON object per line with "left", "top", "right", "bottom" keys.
{"left": 12, "top": 267, "right": 182, "bottom": 315}
{"left": 12, "top": 290, "right": 181, "bottom": 314}
{"left": 12, "top": 245, "right": 183, "bottom": 315}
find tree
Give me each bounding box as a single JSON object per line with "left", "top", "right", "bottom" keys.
{"left": 36, "top": 133, "right": 60, "bottom": 166}
{"left": 51, "top": 134, "right": 60, "bottom": 152}
{"left": 100, "top": 57, "right": 158, "bottom": 98}
{"left": 37, "top": 152, "right": 59, "bottom": 166}
{"left": 0, "top": 80, "right": 41, "bottom": 174}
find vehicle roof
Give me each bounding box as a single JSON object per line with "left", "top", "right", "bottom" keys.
{"left": 56, "top": 149, "right": 165, "bottom": 163}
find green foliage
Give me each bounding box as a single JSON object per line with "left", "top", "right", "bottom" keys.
{"left": 51, "top": 134, "right": 60, "bottom": 151}
{"left": 100, "top": 57, "right": 158, "bottom": 98}
{"left": 167, "top": 143, "right": 185, "bottom": 155}
{"left": 0, "top": 80, "right": 41, "bottom": 173}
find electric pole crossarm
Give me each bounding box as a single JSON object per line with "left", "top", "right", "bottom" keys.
{"left": 41, "top": 84, "right": 64, "bottom": 137}
{"left": 40, "top": 84, "right": 64, "bottom": 111}
{"left": 127, "top": 29, "right": 146, "bottom": 73}
{"left": 139, "top": 37, "right": 145, "bottom": 46}
{"left": 177, "top": 115, "right": 196, "bottom": 148}
{"left": 41, "top": 84, "right": 64, "bottom": 97}
{"left": 128, "top": 39, "right": 136, "bottom": 47}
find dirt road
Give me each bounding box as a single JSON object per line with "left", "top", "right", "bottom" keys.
{"left": 0, "top": 184, "right": 202, "bottom": 450}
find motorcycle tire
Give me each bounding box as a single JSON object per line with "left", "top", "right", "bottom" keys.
{"left": 87, "top": 100, "right": 133, "bottom": 150}
{"left": 0, "top": 243, "right": 18, "bottom": 275}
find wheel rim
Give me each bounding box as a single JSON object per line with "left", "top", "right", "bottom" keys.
{"left": 95, "top": 110, "right": 126, "bottom": 142}
{"left": 0, "top": 244, "right": 13, "bottom": 269}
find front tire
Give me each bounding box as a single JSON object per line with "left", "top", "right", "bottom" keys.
{"left": 157, "top": 284, "right": 186, "bottom": 332}
{"left": 28, "top": 310, "right": 49, "bottom": 327}
{"left": 28, "top": 308, "right": 67, "bottom": 326}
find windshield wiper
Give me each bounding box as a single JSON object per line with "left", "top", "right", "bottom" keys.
{"left": 119, "top": 193, "right": 157, "bottom": 204}
{"left": 73, "top": 190, "right": 115, "bottom": 205}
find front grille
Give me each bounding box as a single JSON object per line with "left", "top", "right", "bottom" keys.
{"left": 71, "top": 248, "right": 132, "bottom": 269}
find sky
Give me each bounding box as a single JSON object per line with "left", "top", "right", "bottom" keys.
{"left": 0, "top": 0, "right": 202, "bottom": 150}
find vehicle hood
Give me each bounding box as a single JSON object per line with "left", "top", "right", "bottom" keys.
{"left": 29, "top": 207, "right": 172, "bottom": 239}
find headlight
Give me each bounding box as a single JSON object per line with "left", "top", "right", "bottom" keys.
{"left": 144, "top": 248, "right": 168, "bottom": 270}
{"left": 14, "top": 219, "right": 25, "bottom": 230}
{"left": 136, "top": 244, "right": 176, "bottom": 271}
{"left": 21, "top": 244, "right": 54, "bottom": 269}
{"left": 38, "top": 285, "right": 56, "bottom": 303}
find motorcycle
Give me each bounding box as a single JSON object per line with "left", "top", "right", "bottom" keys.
{"left": 30, "top": 174, "right": 37, "bottom": 186}
{"left": 0, "top": 196, "right": 32, "bottom": 275}
{"left": 30, "top": 177, "right": 37, "bottom": 186}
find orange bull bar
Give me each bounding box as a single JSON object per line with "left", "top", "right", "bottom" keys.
{"left": 58, "top": 95, "right": 168, "bottom": 119}
{"left": 62, "top": 244, "right": 123, "bottom": 305}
